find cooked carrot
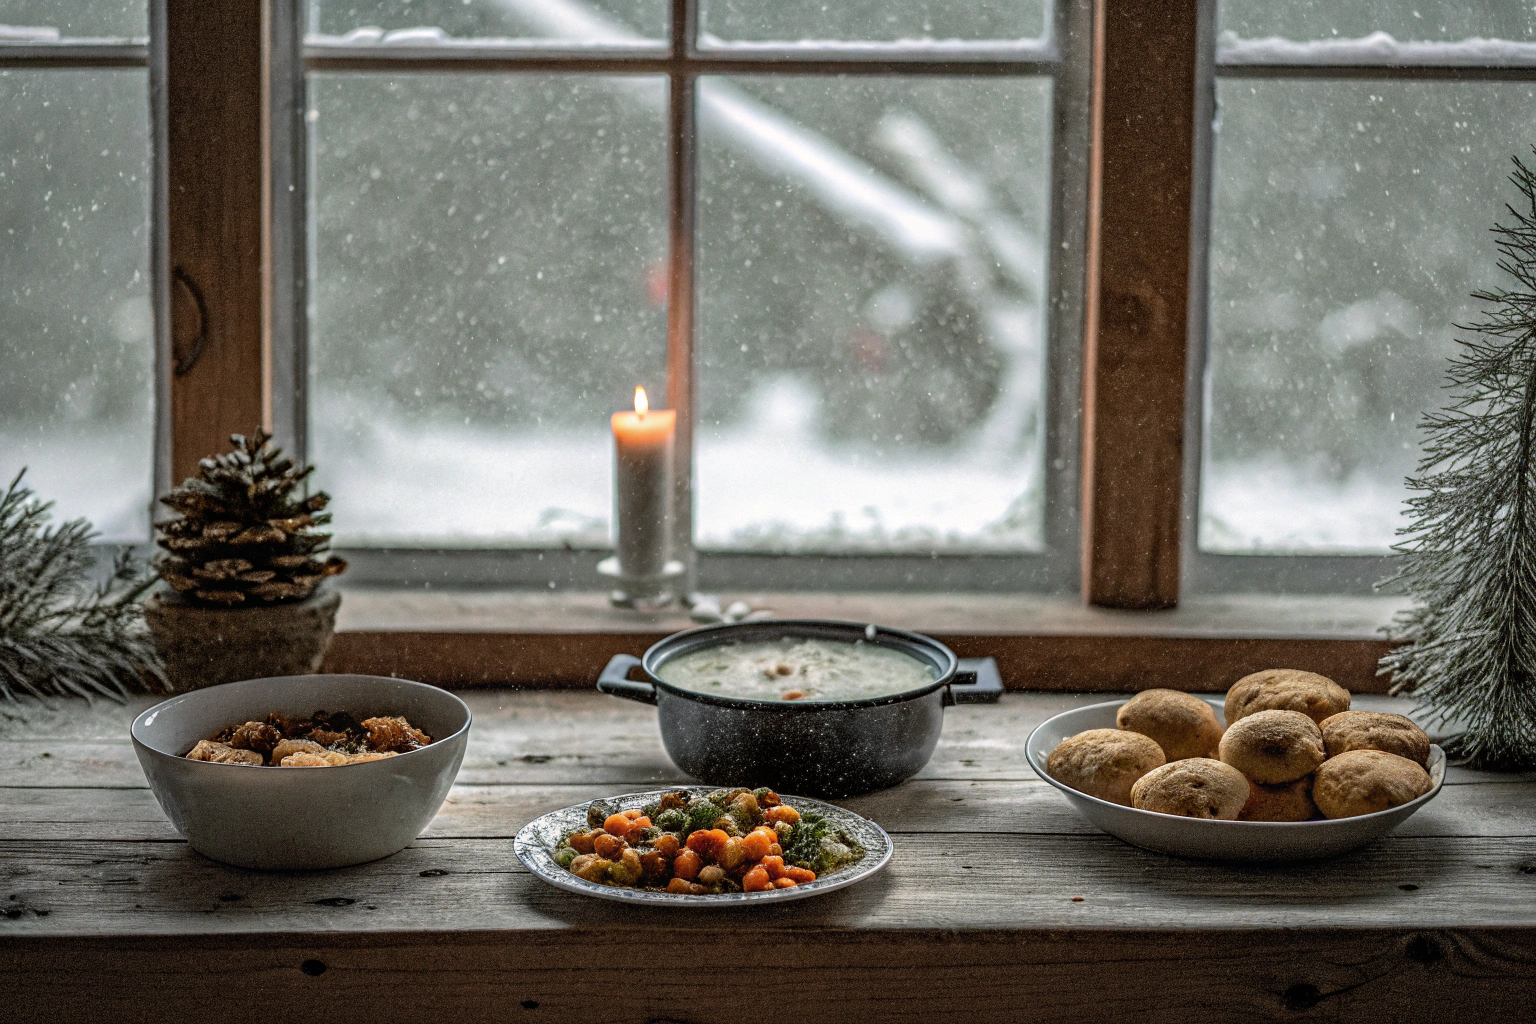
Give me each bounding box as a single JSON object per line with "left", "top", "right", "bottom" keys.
{"left": 567, "top": 831, "right": 595, "bottom": 854}
{"left": 593, "top": 833, "right": 625, "bottom": 859}
{"left": 665, "top": 877, "right": 693, "bottom": 894}
{"left": 604, "top": 813, "right": 633, "bottom": 836}
{"left": 652, "top": 833, "right": 680, "bottom": 857}
{"left": 673, "top": 849, "right": 702, "bottom": 880}
{"left": 768, "top": 843, "right": 782, "bottom": 857}
{"left": 784, "top": 866, "right": 816, "bottom": 884}
{"left": 623, "top": 808, "right": 644, "bottom": 820}
{"left": 629, "top": 815, "right": 651, "bottom": 831}
{"left": 742, "top": 865, "right": 771, "bottom": 892}
{"left": 764, "top": 805, "right": 799, "bottom": 825}
{"left": 759, "top": 790, "right": 781, "bottom": 806}
{"left": 740, "top": 831, "right": 772, "bottom": 861}
{"left": 772, "top": 877, "right": 798, "bottom": 888}
{"left": 760, "top": 855, "right": 786, "bottom": 880}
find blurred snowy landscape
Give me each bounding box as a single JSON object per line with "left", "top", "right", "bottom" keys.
{"left": 9, "top": 0, "right": 1536, "bottom": 565}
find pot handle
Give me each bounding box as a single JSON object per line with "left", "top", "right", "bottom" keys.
{"left": 945, "top": 657, "right": 1004, "bottom": 705}
{"left": 596, "top": 653, "right": 658, "bottom": 705}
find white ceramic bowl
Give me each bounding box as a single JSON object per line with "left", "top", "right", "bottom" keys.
{"left": 1026, "top": 698, "right": 1445, "bottom": 861}
{"left": 132, "top": 674, "right": 470, "bottom": 869}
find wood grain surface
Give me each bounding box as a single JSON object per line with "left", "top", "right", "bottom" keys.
{"left": 4, "top": 690, "right": 1535, "bottom": 1022}
{"left": 1081, "top": 0, "right": 1200, "bottom": 609}
{"left": 323, "top": 590, "right": 1409, "bottom": 692}
{"left": 165, "top": 0, "right": 267, "bottom": 482}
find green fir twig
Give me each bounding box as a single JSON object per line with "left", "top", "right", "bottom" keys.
{"left": 0, "top": 471, "right": 167, "bottom": 704}
{"left": 1380, "top": 151, "right": 1536, "bottom": 769}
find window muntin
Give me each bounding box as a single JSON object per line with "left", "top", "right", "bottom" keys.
{"left": 695, "top": 75, "right": 1052, "bottom": 552}
{"left": 0, "top": 67, "right": 153, "bottom": 540}
{"left": 308, "top": 73, "right": 668, "bottom": 546}
{"left": 697, "top": 0, "right": 1050, "bottom": 46}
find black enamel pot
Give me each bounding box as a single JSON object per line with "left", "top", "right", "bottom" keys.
{"left": 596, "top": 619, "right": 1002, "bottom": 797}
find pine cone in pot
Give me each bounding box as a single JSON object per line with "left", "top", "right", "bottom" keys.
{"left": 144, "top": 429, "right": 349, "bottom": 690}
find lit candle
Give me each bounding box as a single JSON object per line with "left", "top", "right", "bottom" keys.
{"left": 610, "top": 386, "right": 676, "bottom": 580}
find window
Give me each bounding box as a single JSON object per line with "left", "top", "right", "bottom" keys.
{"left": 1189, "top": 0, "right": 1536, "bottom": 592}
{"left": 10, "top": 0, "right": 1493, "bottom": 614}
{"left": 0, "top": 3, "right": 154, "bottom": 540}
{"left": 299, "top": 0, "right": 1091, "bottom": 592}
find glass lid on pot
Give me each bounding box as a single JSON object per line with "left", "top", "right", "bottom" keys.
{"left": 653, "top": 634, "right": 939, "bottom": 703}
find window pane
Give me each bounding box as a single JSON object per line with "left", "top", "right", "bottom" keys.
{"left": 308, "top": 73, "right": 668, "bottom": 546}
{"left": 697, "top": 76, "right": 1052, "bottom": 552}
{"left": 308, "top": 0, "right": 666, "bottom": 44}
{"left": 1219, "top": 1, "right": 1536, "bottom": 44}
{"left": 1202, "top": 80, "right": 1535, "bottom": 553}
{"left": 699, "top": 0, "right": 1049, "bottom": 44}
{"left": 0, "top": 0, "right": 144, "bottom": 39}
{"left": 0, "top": 69, "right": 153, "bottom": 541}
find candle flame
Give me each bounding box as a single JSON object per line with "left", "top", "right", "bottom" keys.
{"left": 634, "top": 386, "right": 648, "bottom": 416}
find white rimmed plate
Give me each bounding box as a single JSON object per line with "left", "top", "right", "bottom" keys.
{"left": 514, "top": 788, "right": 893, "bottom": 905}
{"left": 1026, "top": 699, "right": 1445, "bottom": 861}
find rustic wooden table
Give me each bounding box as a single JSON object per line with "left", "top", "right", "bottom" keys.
{"left": 3, "top": 689, "right": 1534, "bottom": 1022}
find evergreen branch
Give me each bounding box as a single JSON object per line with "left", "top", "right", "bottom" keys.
{"left": 1381, "top": 151, "right": 1536, "bottom": 769}
{"left": 0, "top": 471, "right": 167, "bottom": 704}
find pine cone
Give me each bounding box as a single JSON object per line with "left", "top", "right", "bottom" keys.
{"left": 154, "top": 429, "right": 347, "bottom": 607}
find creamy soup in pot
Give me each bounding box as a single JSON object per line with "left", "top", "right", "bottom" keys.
{"left": 656, "top": 637, "right": 937, "bottom": 702}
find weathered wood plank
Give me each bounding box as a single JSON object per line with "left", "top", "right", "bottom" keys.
{"left": 5, "top": 778, "right": 1536, "bottom": 843}
{"left": 4, "top": 834, "right": 1536, "bottom": 937}
{"left": 5, "top": 926, "right": 1536, "bottom": 1024}
{"left": 0, "top": 692, "right": 1501, "bottom": 790}
{"left": 1081, "top": 0, "right": 1200, "bottom": 609}
{"left": 6, "top": 925, "right": 1536, "bottom": 1024}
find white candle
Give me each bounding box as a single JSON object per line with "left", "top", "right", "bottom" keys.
{"left": 610, "top": 386, "right": 675, "bottom": 578}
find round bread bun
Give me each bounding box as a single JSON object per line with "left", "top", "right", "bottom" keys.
{"left": 1130, "top": 758, "right": 1250, "bottom": 819}
{"left": 1320, "top": 711, "right": 1431, "bottom": 767}
{"left": 1047, "top": 728, "right": 1166, "bottom": 806}
{"left": 1238, "top": 775, "right": 1318, "bottom": 822}
{"left": 1116, "top": 689, "right": 1224, "bottom": 761}
{"left": 1225, "top": 669, "right": 1350, "bottom": 726}
{"left": 1218, "top": 709, "right": 1326, "bottom": 785}
{"left": 1313, "top": 749, "right": 1434, "bottom": 819}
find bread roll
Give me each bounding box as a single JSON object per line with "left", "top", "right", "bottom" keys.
{"left": 1320, "top": 711, "right": 1431, "bottom": 767}
{"left": 1131, "top": 758, "right": 1250, "bottom": 819}
{"left": 1313, "top": 749, "right": 1433, "bottom": 819}
{"left": 1218, "top": 709, "right": 1326, "bottom": 785}
{"left": 1225, "top": 669, "right": 1350, "bottom": 726}
{"left": 1116, "top": 689, "right": 1224, "bottom": 761}
{"left": 1047, "top": 728, "right": 1166, "bottom": 806}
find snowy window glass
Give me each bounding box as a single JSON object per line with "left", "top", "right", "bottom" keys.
{"left": 696, "top": 76, "right": 1051, "bottom": 552}
{"left": 0, "top": 67, "right": 154, "bottom": 542}
{"left": 697, "top": 0, "right": 1050, "bottom": 45}
{"left": 0, "top": 0, "right": 145, "bottom": 39}
{"left": 308, "top": 74, "right": 669, "bottom": 546}
{"left": 308, "top": 2, "right": 1067, "bottom": 557}
{"left": 1219, "top": 1, "right": 1536, "bottom": 45}
{"left": 308, "top": 0, "right": 669, "bottom": 43}
{"left": 1200, "top": 3, "right": 1536, "bottom": 556}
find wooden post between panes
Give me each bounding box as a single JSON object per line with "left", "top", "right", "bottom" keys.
{"left": 165, "top": 0, "right": 267, "bottom": 484}
{"left": 1081, "top": 0, "right": 1199, "bottom": 609}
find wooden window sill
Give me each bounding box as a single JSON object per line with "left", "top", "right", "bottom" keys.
{"left": 325, "top": 589, "right": 1408, "bottom": 692}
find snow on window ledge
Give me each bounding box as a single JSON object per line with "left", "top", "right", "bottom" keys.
{"left": 1217, "top": 30, "right": 1536, "bottom": 68}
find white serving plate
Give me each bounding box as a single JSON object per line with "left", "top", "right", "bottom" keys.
{"left": 1026, "top": 699, "right": 1445, "bottom": 862}
{"left": 514, "top": 789, "right": 892, "bottom": 905}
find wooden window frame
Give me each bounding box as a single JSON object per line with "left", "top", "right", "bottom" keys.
{"left": 6, "top": 1, "right": 1446, "bottom": 691}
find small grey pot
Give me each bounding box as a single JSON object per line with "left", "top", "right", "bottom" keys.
{"left": 144, "top": 587, "right": 342, "bottom": 691}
